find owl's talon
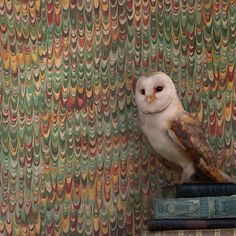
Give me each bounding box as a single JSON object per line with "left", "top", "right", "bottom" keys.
{"left": 162, "top": 180, "right": 183, "bottom": 189}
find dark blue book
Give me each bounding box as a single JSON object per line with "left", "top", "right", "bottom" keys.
{"left": 148, "top": 219, "right": 236, "bottom": 231}
{"left": 163, "top": 183, "right": 236, "bottom": 198}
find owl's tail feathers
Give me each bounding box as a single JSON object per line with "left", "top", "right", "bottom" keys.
{"left": 220, "top": 171, "right": 236, "bottom": 183}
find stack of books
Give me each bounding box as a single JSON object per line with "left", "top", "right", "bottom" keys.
{"left": 149, "top": 183, "right": 236, "bottom": 231}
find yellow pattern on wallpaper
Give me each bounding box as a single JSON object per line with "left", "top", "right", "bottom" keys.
{"left": 0, "top": 0, "right": 235, "bottom": 235}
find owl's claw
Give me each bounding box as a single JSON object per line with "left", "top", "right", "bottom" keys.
{"left": 162, "top": 180, "right": 183, "bottom": 189}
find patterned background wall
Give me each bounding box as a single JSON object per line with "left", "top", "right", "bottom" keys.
{"left": 0, "top": 0, "right": 235, "bottom": 235}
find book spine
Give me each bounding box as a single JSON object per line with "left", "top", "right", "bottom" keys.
{"left": 148, "top": 219, "right": 236, "bottom": 231}
{"left": 154, "top": 196, "right": 236, "bottom": 219}
{"left": 175, "top": 184, "right": 236, "bottom": 198}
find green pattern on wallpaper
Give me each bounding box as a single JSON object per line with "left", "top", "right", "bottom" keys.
{"left": 0, "top": 0, "right": 235, "bottom": 235}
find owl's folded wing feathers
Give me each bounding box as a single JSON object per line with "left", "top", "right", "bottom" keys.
{"left": 168, "top": 112, "right": 232, "bottom": 183}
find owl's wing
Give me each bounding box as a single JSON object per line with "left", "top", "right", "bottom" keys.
{"left": 168, "top": 112, "right": 231, "bottom": 183}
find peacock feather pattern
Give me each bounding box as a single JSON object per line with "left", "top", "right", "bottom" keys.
{"left": 0, "top": 0, "right": 235, "bottom": 235}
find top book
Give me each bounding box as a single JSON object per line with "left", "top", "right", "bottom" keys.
{"left": 162, "top": 183, "right": 236, "bottom": 198}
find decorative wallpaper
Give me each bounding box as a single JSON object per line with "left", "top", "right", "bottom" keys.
{"left": 0, "top": 0, "right": 235, "bottom": 235}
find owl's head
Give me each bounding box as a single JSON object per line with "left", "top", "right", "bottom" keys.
{"left": 135, "top": 72, "right": 177, "bottom": 114}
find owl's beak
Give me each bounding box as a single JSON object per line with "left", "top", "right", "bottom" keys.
{"left": 146, "top": 95, "right": 155, "bottom": 103}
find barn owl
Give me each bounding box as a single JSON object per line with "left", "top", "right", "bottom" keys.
{"left": 135, "top": 72, "right": 234, "bottom": 184}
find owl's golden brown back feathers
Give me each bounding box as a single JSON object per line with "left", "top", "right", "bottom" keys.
{"left": 168, "top": 112, "right": 233, "bottom": 183}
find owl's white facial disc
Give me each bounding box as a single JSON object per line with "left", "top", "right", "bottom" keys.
{"left": 135, "top": 72, "right": 177, "bottom": 114}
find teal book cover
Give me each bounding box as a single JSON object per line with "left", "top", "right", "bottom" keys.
{"left": 154, "top": 195, "right": 236, "bottom": 219}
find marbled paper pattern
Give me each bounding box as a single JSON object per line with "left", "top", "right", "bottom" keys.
{"left": 0, "top": 0, "right": 235, "bottom": 235}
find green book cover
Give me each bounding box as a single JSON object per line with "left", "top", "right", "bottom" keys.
{"left": 154, "top": 195, "right": 236, "bottom": 219}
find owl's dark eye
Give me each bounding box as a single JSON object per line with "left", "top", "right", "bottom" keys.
{"left": 140, "top": 89, "right": 145, "bottom": 95}
{"left": 155, "top": 86, "right": 163, "bottom": 93}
